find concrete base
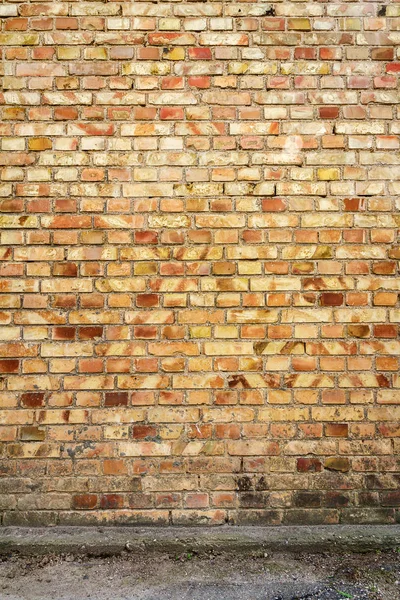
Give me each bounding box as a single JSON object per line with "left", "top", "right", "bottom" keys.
{"left": 0, "top": 525, "right": 399, "bottom": 556}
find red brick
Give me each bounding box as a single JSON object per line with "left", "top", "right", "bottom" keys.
{"left": 104, "top": 392, "right": 129, "bottom": 407}
{"left": 319, "top": 106, "right": 339, "bottom": 119}
{"left": 0, "top": 360, "right": 19, "bottom": 373}
{"left": 320, "top": 293, "right": 344, "bottom": 307}
{"left": 100, "top": 494, "right": 124, "bottom": 509}
{"left": 160, "top": 107, "right": 184, "bottom": 120}
{"left": 20, "top": 393, "right": 45, "bottom": 408}
{"left": 136, "top": 294, "right": 159, "bottom": 308}
{"left": 297, "top": 458, "right": 323, "bottom": 473}
{"left": 325, "top": 423, "right": 349, "bottom": 437}
{"left": 53, "top": 327, "right": 76, "bottom": 340}
{"left": 72, "top": 494, "right": 97, "bottom": 510}
{"left": 132, "top": 425, "right": 157, "bottom": 439}
{"left": 79, "top": 326, "right": 103, "bottom": 340}
{"left": 188, "top": 48, "right": 212, "bottom": 60}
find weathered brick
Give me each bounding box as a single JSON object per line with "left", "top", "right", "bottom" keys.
{"left": 72, "top": 494, "right": 97, "bottom": 510}
{"left": 0, "top": 0, "right": 397, "bottom": 527}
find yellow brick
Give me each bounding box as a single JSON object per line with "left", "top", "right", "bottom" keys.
{"left": 57, "top": 47, "right": 80, "bottom": 60}
{"left": 317, "top": 168, "right": 340, "bottom": 181}
{"left": 288, "top": 18, "right": 311, "bottom": 30}
{"left": 190, "top": 326, "right": 211, "bottom": 338}
{"left": 163, "top": 48, "right": 185, "bottom": 60}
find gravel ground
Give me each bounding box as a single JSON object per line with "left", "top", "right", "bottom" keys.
{"left": 0, "top": 548, "right": 399, "bottom": 600}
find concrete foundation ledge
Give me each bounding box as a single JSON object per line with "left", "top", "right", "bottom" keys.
{"left": 0, "top": 525, "right": 399, "bottom": 556}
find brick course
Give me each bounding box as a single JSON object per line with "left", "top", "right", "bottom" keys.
{"left": 0, "top": 0, "right": 400, "bottom": 526}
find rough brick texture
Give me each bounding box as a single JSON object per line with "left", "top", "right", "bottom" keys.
{"left": 0, "top": 0, "right": 400, "bottom": 527}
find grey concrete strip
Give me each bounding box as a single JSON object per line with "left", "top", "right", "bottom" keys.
{"left": 0, "top": 524, "right": 399, "bottom": 556}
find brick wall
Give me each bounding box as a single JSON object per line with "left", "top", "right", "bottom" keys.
{"left": 0, "top": 0, "right": 399, "bottom": 527}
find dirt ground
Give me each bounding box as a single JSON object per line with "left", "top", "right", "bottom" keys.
{"left": 0, "top": 548, "right": 399, "bottom": 600}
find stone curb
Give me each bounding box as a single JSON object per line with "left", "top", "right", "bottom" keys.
{"left": 0, "top": 525, "right": 399, "bottom": 556}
